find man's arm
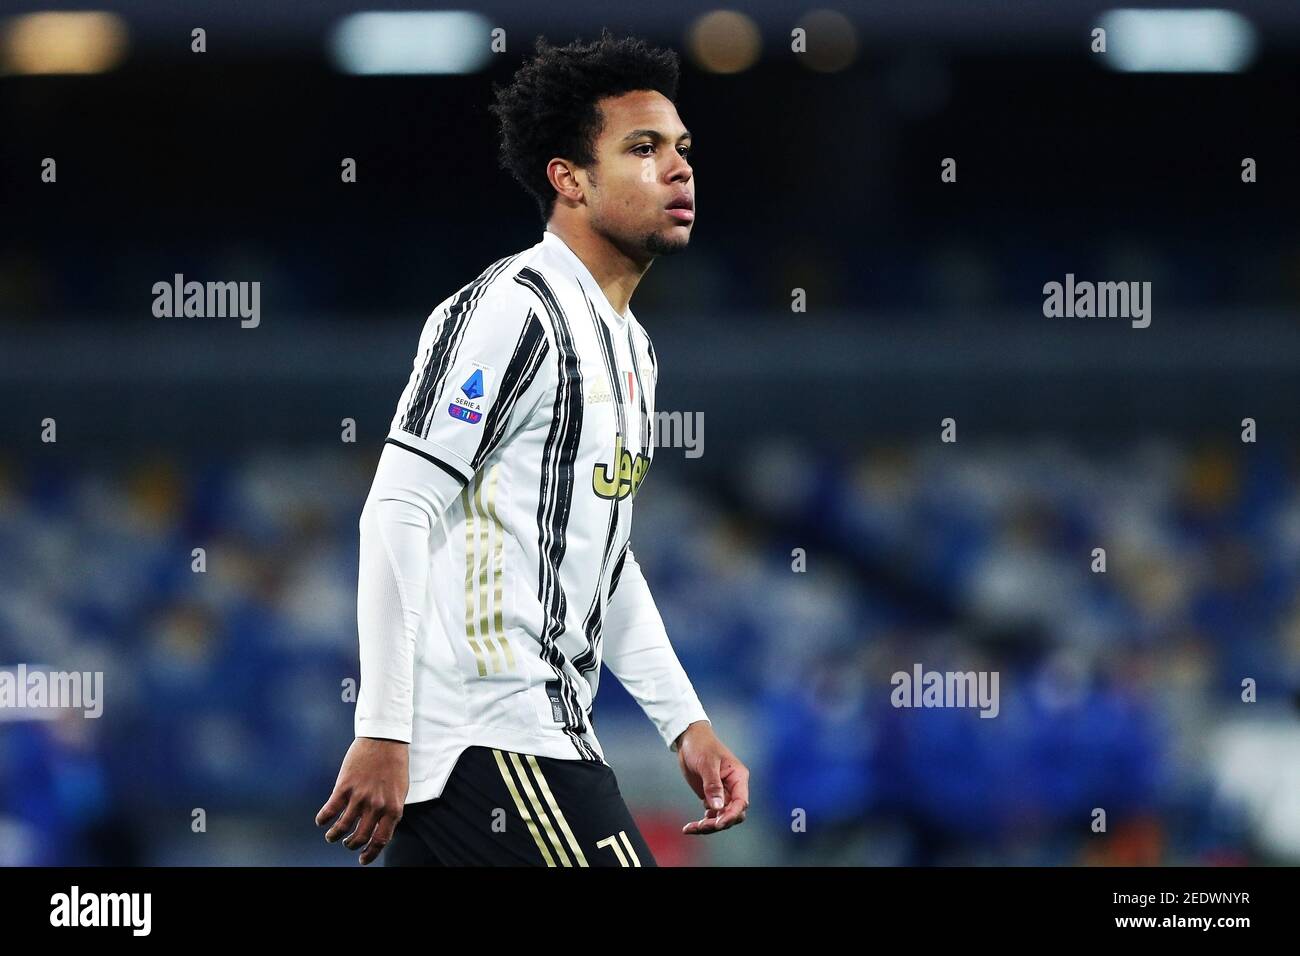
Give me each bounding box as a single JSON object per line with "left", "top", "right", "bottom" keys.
{"left": 601, "top": 545, "right": 710, "bottom": 751}
{"left": 317, "top": 285, "right": 552, "bottom": 864}
{"left": 353, "top": 444, "right": 464, "bottom": 744}
{"left": 601, "top": 546, "right": 750, "bottom": 833}
{"left": 315, "top": 440, "right": 465, "bottom": 864}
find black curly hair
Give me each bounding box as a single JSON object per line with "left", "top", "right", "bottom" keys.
{"left": 489, "top": 31, "right": 680, "bottom": 222}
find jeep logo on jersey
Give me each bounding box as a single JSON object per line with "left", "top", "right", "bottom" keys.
{"left": 593, "top": 433, "right": 650, "bottom": 500}
{"left": 448, "top": 365, "right": 489, "bottom": 425}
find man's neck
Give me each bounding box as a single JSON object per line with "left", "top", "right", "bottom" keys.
{"left": 545, "top": 218, "right": 650, "bottom": 319}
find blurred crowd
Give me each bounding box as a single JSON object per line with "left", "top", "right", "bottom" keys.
{"left": 1, "top": 438, "right": 1297, "bottom": 865}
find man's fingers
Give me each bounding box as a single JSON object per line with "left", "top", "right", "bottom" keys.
{"left": 723, "top": 762, "right": 750, "bottom": 809}
{"left": 713, "top": 796, "right": 748, "bottom": 829}
{"left": 325, "top": 798, "right": 363, "bottom": 843}
{"left": 343, "top": 808, "right": 380, "bottom": 851}
{"left": 682, "top": 817, "right": 723, "bottom": 835}
{"left": 315, "top": 788, "right": 349, "bottom": 828}
{"left": 683, "top": 817, "right": 744, "bottom": 834}
{"left": 700, "top": 757, "right": 726, "bottom": 811}
{"left": 682, "top": 805, "right": 723, "bottom": 835}
{"left": 713, "top": 763, "right": 750, "bottom": 827}
{"left": 683, "top": 762, "right": 751, "bottom": 834}
{"left": 358, "top": 811, "right": 400, "bottom": 865}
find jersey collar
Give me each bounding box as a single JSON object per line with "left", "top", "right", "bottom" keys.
{"left": 541, "top": 229, "right": 633, "bottom": 327}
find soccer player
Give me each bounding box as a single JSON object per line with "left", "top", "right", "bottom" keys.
{"left": 316, "top": 32, "right": 749, "bottom": 866}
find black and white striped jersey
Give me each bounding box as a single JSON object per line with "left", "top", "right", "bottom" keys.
{"left": 355, "top": 229, "right": 709, "bottom": 803}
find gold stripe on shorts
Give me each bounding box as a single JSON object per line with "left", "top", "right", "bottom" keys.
{"left": 492, "top": 748, "right": 554, "bottom": 866}
{"left": 525, "top": 753, "right": 589, "bottom": 867}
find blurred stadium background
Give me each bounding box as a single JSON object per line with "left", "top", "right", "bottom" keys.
{"left": 2, "top": 0, "right": 1300, "bottom": 865}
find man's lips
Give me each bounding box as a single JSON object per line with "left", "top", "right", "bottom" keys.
{"left": 665, "top": 194, "right": 694, "bottom": 223}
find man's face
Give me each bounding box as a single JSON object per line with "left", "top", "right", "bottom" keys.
{"left": 580, "top": 90, "right": 694, "bottom": 260}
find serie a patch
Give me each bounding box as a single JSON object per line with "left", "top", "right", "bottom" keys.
{"left": 448, "top": 364, "right": 491, "bottom": 425}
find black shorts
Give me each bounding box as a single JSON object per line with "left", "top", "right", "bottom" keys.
{"left": 384, "top": 745, "right": 658, "bottom": 867}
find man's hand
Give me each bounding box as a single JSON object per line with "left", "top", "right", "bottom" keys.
{"left": 315, "top": 737, "right": 409, "bottom": 865}
{"left": 675, "top": 721, "right": 749, "bottom": 835}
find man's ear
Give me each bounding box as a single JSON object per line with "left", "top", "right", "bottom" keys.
{"left": 547, "top": 158, "right": 585, "bottom": 205}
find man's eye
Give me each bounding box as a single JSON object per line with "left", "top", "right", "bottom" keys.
{"left": 633, "top": 144, "right": 654, "bottom": 156}
{"left": 678, "top": 146, "right": 691, "bottom": 158}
